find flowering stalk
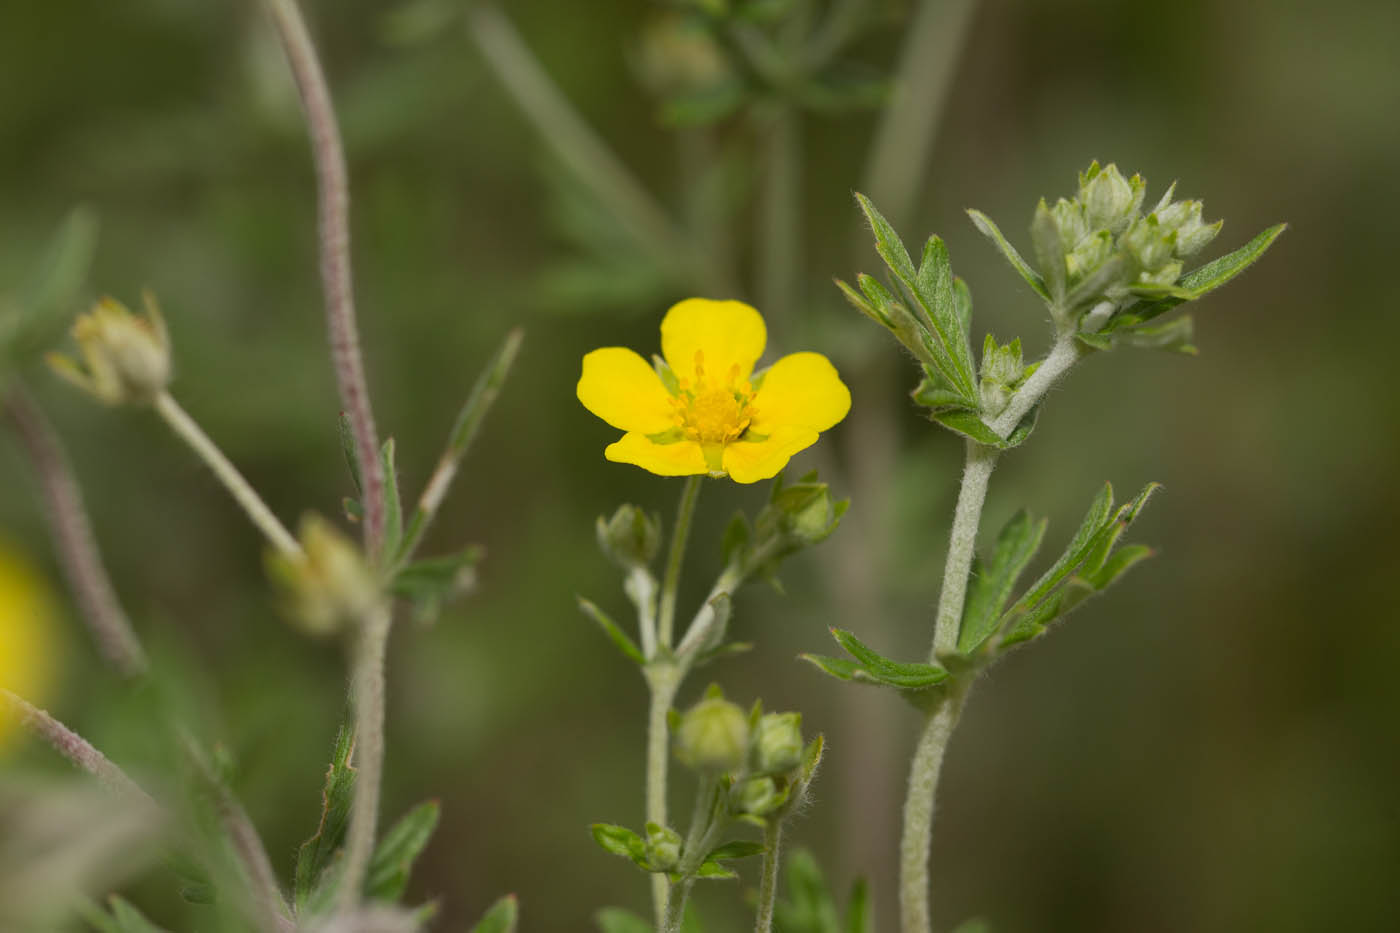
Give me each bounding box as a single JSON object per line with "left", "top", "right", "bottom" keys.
{"left": 3, "top": 383, "right": 146, "bottom": 678}
{"left": 152, "top": 391, "right": 301, "bottom": 558}
{"left": 0, "top": 689, "right": 154, "bottom": 803}
{"left": 337, "top": 603, "right": 393, "bottom": 911}
{"left": 754, "top": 820, "right": 784, "bottom": 933}
{"left": 657, "top": 476, "right": 703, "bottom": 649}
{"left": 262, "top": 0, "right": 387, "bottom": 560}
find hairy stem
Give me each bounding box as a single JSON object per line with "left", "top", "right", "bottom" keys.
{"left": 337, "top": 604, "right": 393, "bottom": 911}
{"left": 3, "top": 384, "right": 146, "bottom": 677}
{"left": 754, "top": 820, "right": 784, "bottom": 933}
{"left": 899, "top": 690, "right": 965, "bottom": 933}
{"left": 931, "top": 442, "right": 998, "bottom": 659}
{"left": 1, "top": 689, "right": 154, "bottom": 803}
{"left": 988, "top": 335, "right": 1083, "bottom": 439}
{"left": 153, "top": 392, "right": 300, "bottom": 557}
{"left": 263, "top": 0, "right": 386, "bottom": 558}
{"left": 658, "top": 476, "right": 703, "bottom": 650}
{"left": 644, "top": 665, "right": 680, "bottom": 928}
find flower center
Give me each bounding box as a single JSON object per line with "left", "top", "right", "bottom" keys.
{"left": 673, "top": 351, "right": 755, "bottom": 446}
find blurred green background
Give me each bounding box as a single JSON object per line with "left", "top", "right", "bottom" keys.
{"left": 2, "top": 0, "right": 1397, "bottom": 930}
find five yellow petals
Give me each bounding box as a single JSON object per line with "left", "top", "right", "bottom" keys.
{"left": 577, "top": 299, "right": 851, "bottom": 483}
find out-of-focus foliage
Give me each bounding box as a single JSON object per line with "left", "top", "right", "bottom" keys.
{"left": 0, "top": 0, "right": 1397, "bottom": 930}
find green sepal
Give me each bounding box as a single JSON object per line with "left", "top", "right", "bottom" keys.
{"left": 577, "top": 596, "right": 646, "bottom": 665}
{"left": 957, "top": 509, "right": 1047, "bottom": 654}
{"left": 929, "top": 405, "right": 1039, "bottom": 449}
{"left": 1030, "top": 199, "right": 1067, "bottom": 304}
{"left": 966, "top": 208, "right": 1051, "bottom": 301}
{"left": 653, "top": 353, "right": 680, "bottom": 395}
{"left": 295, "top": 726, "right": 356, "bottom": 913}
{"left": 590, "top": 823, "right": 648, "bottom": 866}
{"left": 364, "top": 800, "right": 440, "bottom": 901}
{"left": 470, "top": 894, "right": 519, "bottom": 933}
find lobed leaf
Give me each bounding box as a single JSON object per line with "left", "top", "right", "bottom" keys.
{"left": 295, "top": 726, "right": 356, "bottom": 912}
{"left": 364, "top": 800, "right": 440, "bottom": 901}
{"left": 966, "top": 209, "right": 1051, "bottom": 301}
{"left": 577, "top": 596, "right": 645, "bottom": 665}
{"left": 958, "top": 510, "right": 1048, "bottom": 654}
{"left": 590, "top": 823, "right": 647, "bottom": 864}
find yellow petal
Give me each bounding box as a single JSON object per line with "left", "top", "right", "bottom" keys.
{"left": 577, "top": 348, "right": 677, "bottom": 434}
{"left": 722, "top": 425, "right": 819, "bottom": 484}
{"left": 750, "top": 352, "right": 851, "bottom": 434}
{"left": 661, "top": 298, "right": 766, "bottom": 384}
{"left": 605, "top": 433, "right": 708, "bottom": 476}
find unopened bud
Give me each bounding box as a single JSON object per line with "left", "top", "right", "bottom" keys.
{"left": 1080, "top": 163, "right": 1144, "bottom": 234}
{"left": 267, "top": 515, "right": 381, "bottom": 636}
{"left": 1155, "top": 199, "right": 1220, "bottom": 257}
{"left": 675, "top": 693, "right": 750, "bottom": 774}
{"left": 644, "top": 822, "right": 682, "bottom": 872}
{"left": 596, "top": 504, "right": 661, "bottom": 570}
{"left": 47, "top": 294, "right": 171, "bottom": 405}
{"left": 752, "top": 712, "right": 803, "bottom": 774}
{"left": 730, "top": 776, "right": 782, "bottom": 816}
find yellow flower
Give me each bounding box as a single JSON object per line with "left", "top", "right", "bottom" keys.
{"left": 0, "top": 541, "right": 57, "bottom": 750}
{"left": 577, "top": 299, "right": 851, "bottom": 483}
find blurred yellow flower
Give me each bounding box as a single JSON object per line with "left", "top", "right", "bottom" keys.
{"left": 578, "top": 299, "right": 850, "bottom": 483}
{"left": 0, "top": 541, "right": 56, "bottom": 749}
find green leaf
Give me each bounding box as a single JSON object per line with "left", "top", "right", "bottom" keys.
{"left": 928, "top": 407, "right": 1039, "bottom": 449}
{"left": 470, "top": 894, "right": 519, "bottom": 933}
{"left": 380, "top": 438, "right": 403, "bottom": 558}
{"left": 1030, "top": 200, "right": 1067, "bottom": 304}
{"left": 911, "top": 365, "right": 971, "bottom": 413}
{"left": 958, "top": 510, "right": 1047, "bottom": 654}
{"left": 577, "top": 596, "right": 645, "bottom": 665}
{"left": 391, "top": 547, "right": 483, "bottom": 601}
{"left": 775, "top": 848, "right": 840, "bottom": 933}
{"left": 1115, "top": 315, "right": 1198, "bottom": 355}
{"left": 596, "top": 907, "right": 652, "bottom": 933}
{"left": 799, "top": 653, "right": 861, "bottom": 682}
{"left": 97, "top": 896, "right": 169, "bottom": 933}
{"left": 855, "top": 195, "right": 977, "bottom": 401}
{"left": 1082, "top": 542, "right": 1153, "bottom": 590}
{"left": 364, "top": 800, "right": 440, "bottom": 901}
{"left": 695, "top": 860, "right": 738, "bottom": 879}
{"left": 338, "top": 412, "right": 363, "bottom": 495}
{"left": 966, "top": 208, "right": 1050, "bottom": 301}
{"left": 828, "top": 629, "right": 950, "bottom": 690}
{"left": 7, "top": 206, "right": 99, "bottom": 360}
{"left": 952, "top": 277, "right": 973, "bottom": 338}
{"left": 706, "top": 840, "right": 766, "bottom": 861}
{"left": 295, "top": 726, "right": 356, "bottom": 913}
{"left": 1006, "top": 483, "right": 1115, "bottom": 616}
{"left": 591, "top": 823, "right": 647, "bottom": 864}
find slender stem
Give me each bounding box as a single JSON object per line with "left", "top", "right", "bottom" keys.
{"left": 644, "top": 665, "right": 680, "bottom": 928}
{"left": 662, "top": 878, "right": 693, "bottom": 933}
{"left": 337, "top": 603, "right": 392, "bottom": 911}
{"left": 466, "top": 5, "right": 728, "bottom": 294}
{"left": 263, "top": 0, "right": 386, "bottom": 558}
{"left": 988, "top": 335, "right": 1083, "bottom": 439}
{"left": 931, "top": 443, "right": 998, "bottom": 659}
{"left": 658, "top": 476, "right": 703, "bottom": 650}
{"left": 153, "top": 392, "right": 301, "bottom": 557}
{"left": 754, "top": 820, "right": 784, "bottom": 933}
{"left": 663, "top": 775, "right": 721, "bottom": 933}
{"left": 899, "top": 690, "right": 965, "bottom": 933}
{"left": 859, "top": 0, "right": 980, "bottom": 221}
{"left": 1, "top": 689, "right": 153, "bottom": 804}
{"left": 3, "top": 384, "right": 147, "bottom": 677}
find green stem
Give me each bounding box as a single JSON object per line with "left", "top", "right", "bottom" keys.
{"left": 899, "top": 689, "right": 965, "bottom": 933}
{"left": 645, "top": 665, "right": 681, "bottom": 928}
{"left": 153, "top": 391, "right": 301, "bottom": 558}
{"left": 658, "top": 476, "right": 703, "bottom": 649}
{"left": 663, "top": 775, "right": 721, "bottom": 933}
{"left": 0, "top": 689, "right": 154, "bottom": 803}
{"left": 931, "top": 442, "right": 998, "bottom": 658}
{"left": 988, "top": 335, "right": 1083, "bottom": 439}
{"left": 754, "top": 820, "right": 784, "bottom": 933}
{"left": 337, "top": 603, "right": 393, "bottom": 911}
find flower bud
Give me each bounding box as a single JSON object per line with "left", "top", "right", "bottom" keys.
{"left": 1080, "top": 163, "right": 1144, "bottom": 234}
{"left": 730, "top": 776, "right": 782, "bottom": 816}
{"left": 675, "top": 694, "right": 750, "bottom": 774}
{"left": 47, "top": 294, "right": 171, "bottom": 406}
{"left": 644, "top": 822, "right": 682, "bottom": 872}
{"left": 267, "top": 515, "right": 382, "bottom": 636}
{"left": 1065, "top": 231, "right": 1114, "bottom": 282}
{"left": 752, "top": 712, "right": 804, "bottom": 774}
{"left": 1155, "top": 199, "right": 1221, "bottom": 257}
{"left": 596, "top": 504, "right": 661, "bottom": 571}
{"left": 1050, "top": 197, "right": 1088, "bottom": 253}
{"left": 978, "top": 337, "right": 1027, "bottom": 417}
{"left": 1121, "top": 216, "right": 1176, "bottom": 272}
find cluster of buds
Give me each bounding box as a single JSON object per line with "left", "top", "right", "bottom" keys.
{"left": 978, "top": 336, "right": 1032, "bottom": 418}
{"left": 1036, "top": 162, "right": 1222, "bottom": 320}
{"left": 673, "top": 687, "right": 816, "bottom": 822}
{"left": 266, "top": 515, "right": 383, "bottom": 637}
{"left": 46, "top": 294, "right": 171, "bottom": 405}
{"left": 727, "top": 471, "right": 847, "bottom": 577}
